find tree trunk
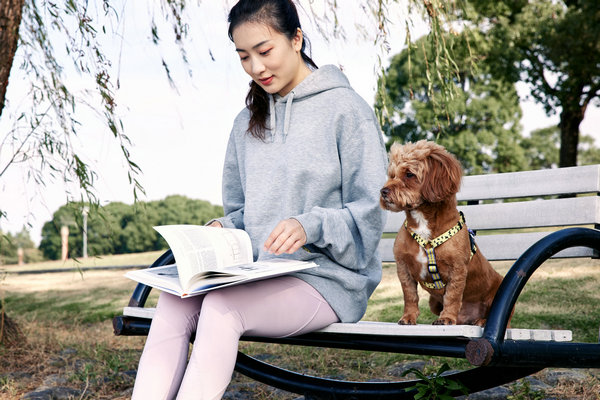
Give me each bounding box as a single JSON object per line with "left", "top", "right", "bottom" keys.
{"left": 0, "top": 0, "right": 25, "bottom": 118}
{"left": 558, "top": 104, "right": 585, "bottom": 168}
{"left": 1, "top": 303, "right": 23, "bottom": 347}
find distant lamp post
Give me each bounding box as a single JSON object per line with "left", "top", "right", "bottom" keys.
{"left": 82, "top": 206, "right": 89, "bottom": 258}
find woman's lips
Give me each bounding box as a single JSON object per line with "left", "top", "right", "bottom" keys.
{"left": 259, "top": 76, "right": 273, "bottom": 85}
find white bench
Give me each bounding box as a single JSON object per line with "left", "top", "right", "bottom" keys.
{"left": 114, "top": 164, "right": 600, "bottom": 398}
{"left": 122, "top": 306, "right": 573, "bottom": 342}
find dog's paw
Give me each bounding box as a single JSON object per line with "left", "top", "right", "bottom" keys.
{"left": 432, "top": 317, "right": 456, "bottom": 325}
{"left": 398, "top": 317, "right": 417, "bottom": 325}
{"left": 473, "top": 318, "right": 486, "bottom": 327}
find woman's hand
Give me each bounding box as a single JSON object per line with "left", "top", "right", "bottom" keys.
{"left": 208, "top": 220, "right": 223, "bottom": 228}
{"left": 264, "top": 219, "right": 307, "bottom": 255}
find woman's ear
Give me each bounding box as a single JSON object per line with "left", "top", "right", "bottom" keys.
{"left": 293, "top": 28, "right": 303, "bottom": 52}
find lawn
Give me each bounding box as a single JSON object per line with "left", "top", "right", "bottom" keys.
{"left": 1, "top": 252, "right": 599, "bottom": 398}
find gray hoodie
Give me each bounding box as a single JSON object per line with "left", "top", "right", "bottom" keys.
{"left": 215, "top": 65, "right": 388, "bottom": 322}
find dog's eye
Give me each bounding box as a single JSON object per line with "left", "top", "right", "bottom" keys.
{"left": 406, "top": 172, "right": 416, "bottom": 179}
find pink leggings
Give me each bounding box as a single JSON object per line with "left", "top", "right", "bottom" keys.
{"left": 131, "top": 276, "right": 338, "bottom": 400}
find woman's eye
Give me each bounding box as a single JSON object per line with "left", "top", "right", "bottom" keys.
{"left": 260, "top": 49, "right": 271, "bottom": 56}
{"left": 240, "top": 56, "right": 248, "bottom": 61}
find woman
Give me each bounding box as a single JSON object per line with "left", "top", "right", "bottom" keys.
{"left": 132, "top": 0, "right": 388, "bottom": 398}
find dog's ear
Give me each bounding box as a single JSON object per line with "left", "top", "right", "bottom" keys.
{"left": 421, "top": 146, "right": 463, "bottom": 203}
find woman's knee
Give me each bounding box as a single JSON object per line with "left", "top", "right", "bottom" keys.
{"left": 197, "top": 291, "right": 245, "bottom": 336}
{"left": 153, "top": 292, "right": 204, "bottom": 333}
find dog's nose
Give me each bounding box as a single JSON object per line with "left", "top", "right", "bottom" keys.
{"left": 380, "top": 187, "right": 390, "bottom": 198}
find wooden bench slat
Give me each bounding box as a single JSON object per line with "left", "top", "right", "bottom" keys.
{"left": 123, "top": 307, "right": 573, "bottom": 342}
{"left": 461, "top": 196, "right": 600, "bottom": 231}
{"left": 318, "top": 323, "right": 572, "bottom": 342}
{"left": 457, "top": 165, "right": 600, "bottom": 201}
{"left": 383, "top": 196, "right": 600, "bottom": 233}
{"left": 122, "top": 307, "right": 572, "bottom": 342}
{"left": 379, "top": 231, "right": 599, "bottom": 262}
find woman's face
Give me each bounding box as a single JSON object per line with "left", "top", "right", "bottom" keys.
{"left": 232, "top": 22, "right": 309, "bottom": 97}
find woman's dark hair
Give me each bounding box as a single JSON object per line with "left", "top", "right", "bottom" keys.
{"left": 228, "top": 0, "right": 317, "bottom": 139}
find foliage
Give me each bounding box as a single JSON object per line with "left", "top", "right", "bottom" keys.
{"left": 0, "top": 0, "right": 144, "bottom": 215}
{"left": 38, "top": 195, "right": 223, "bottom": 260}
{"left": 0, "top": 0, "right": 468, "bottom": 225}
{"left": 377, "top": 5, "right": 600, "bottom": 172}
{"left": 521, "top": 126, "right": 600, "bottom": 169}
{"left": 464, "top": 0, "right": 600, "bottom": 167}
{"left": 508, "top": 379, "right": 546, "bottom": 400}
{"left": 402, "top": 362, "right": 469, "bottom": 399}
{"left": 377, "top": 32, "right": 527, "bottom": 174}
{"left": 0, "top": 227, "right": 42, "bottom": 265}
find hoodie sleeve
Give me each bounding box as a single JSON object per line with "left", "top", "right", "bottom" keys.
{"left": 293, "top": 117, "right": 388, "bottom": 271}
{"left": 215, "top": 131, "right": 246, "bottom": 230}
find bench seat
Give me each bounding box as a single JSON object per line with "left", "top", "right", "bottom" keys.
{"left": 122, "top": 307, "right": 572, "bottom": 342}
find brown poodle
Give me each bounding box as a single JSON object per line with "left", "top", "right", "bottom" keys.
{"left": 380, "top": 140, "right": 504, "bottom": 326}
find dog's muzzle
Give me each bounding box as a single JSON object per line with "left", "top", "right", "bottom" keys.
{"left": 380, "top": 187, "right": 391, "bottom": 200}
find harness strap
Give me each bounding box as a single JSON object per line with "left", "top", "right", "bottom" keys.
{"left": 404, "top": 211, "right": 477, "bottom": 290}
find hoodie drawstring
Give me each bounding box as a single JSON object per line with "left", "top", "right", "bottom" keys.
{"left": 268, "top": 91, "right": 295, "bottom": 143}
{"left": 282, "top": 91, "right": 294, "bottom": 142}
{"left": 269, "top": 96, "right": 276, "bottom": 143}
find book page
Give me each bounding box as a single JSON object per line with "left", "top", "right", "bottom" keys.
{"left": 154, "top": 225, "right": 253, "bottom": 289}
{"left": 125, "top": 258, "right": 318, "bottom": 298}
{"left": 124, "top": 264, "right": 184, "bottom": 297}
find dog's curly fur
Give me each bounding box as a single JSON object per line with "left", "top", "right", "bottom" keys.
{"left": 380, "top": 140, "right": 504, "bottom": 326}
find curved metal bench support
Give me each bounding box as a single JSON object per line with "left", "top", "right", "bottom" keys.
{"left": 234, "top": 352, "right": 540, "bottom": 399}
{"left": 466, "top": 227, "right": 600, "bottom": 367}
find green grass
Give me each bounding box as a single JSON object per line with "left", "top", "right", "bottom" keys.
{"left": 1, "top": 253, "right": 600, "bottom": 398}
{"left": 513, "top": 275, "right": 600, "bottom": 342}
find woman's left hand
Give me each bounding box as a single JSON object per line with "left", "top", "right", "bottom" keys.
{"left": 264, "top": 219, "right": 307, "bottom": 255}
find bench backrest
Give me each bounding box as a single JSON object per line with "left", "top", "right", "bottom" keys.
{"left": 379, "top": 165, "right": 600, "bottom": 262}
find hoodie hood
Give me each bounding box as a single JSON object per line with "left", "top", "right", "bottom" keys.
{"left": 269, "top": 64, "right": 352, "bottom": 142}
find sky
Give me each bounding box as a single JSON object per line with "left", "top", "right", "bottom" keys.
{"left": 1, "top": 1, "right": 599, "bottom": 246}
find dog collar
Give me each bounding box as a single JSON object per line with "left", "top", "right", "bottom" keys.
{"left": 404, "top": 211, "right": 477, "bottom": 290}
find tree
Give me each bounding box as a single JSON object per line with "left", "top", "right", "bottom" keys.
{"left": 521, "top": 126, "right": 600, "bottom": 169}
{"left": 377, "top": 33, "right": 527, "bottom": 174}
{"left": 38, "top": 196, "right": 224, "bottom": 259}
{"left": 466, "top": 0, "right": 600, "bottom": 167}
{"left": 0, "top": 227, "right": 41, "bottom": 265}
{"left": 0, "top": 0, "right": 23, "bottom": 115}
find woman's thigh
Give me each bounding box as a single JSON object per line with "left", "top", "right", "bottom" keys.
{"left": 200, "top": 276, "right": 339, "bottom": 338}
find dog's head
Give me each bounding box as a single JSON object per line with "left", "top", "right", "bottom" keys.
{"left": 380, "top": 140, "right": 463, "bottom": 212}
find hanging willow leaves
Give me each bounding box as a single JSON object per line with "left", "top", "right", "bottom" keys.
{"left": 1, "top": 0, "right": 463, "bottom": 221}
{"left": 1, "top": 0, "right": 143, "bottom": 219}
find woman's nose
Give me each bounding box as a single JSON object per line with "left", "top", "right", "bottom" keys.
{"left": 251, "top": 58, "right": 266, "bottom": 75}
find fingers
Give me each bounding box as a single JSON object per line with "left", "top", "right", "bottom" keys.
{"left": 208, "top": 220, "right": 223, "bottom": 228}
{"left": 264, "top": 219, "right": 307, "bottom": 255}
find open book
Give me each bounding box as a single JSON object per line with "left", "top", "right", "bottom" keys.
{"left": 125, "top": 225, "right": 317, "bottom": 297}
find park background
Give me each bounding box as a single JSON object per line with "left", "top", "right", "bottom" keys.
{"left": 1, "top": 1, "right": 600, "bottom": 399}
{"left": 1, "top": 0, "right": 599, "bottom": 261}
